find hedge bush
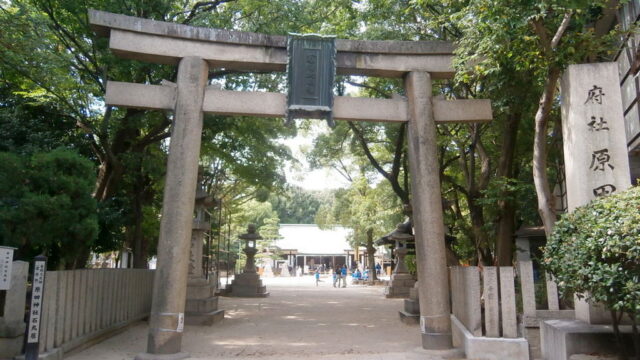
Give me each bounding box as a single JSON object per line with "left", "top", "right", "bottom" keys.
{"left": 544, "top": 186, "right": 640, "bottom": 357}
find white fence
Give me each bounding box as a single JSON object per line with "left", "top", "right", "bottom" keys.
{"left": 39, "top": 269, "right": 155, "bottom": 355}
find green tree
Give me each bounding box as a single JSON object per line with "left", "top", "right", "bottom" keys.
{"left": 316, "top": 177, "right": 402, "bottom": 281}
{"left": 269, "top": 186, "right": 323, "bottom": 224}
{"left": 0, "top": 148, "right": 98, "bottom": 269}
{"left": 544, "top": 187, "right": 640, "bottom": 359}
{"left": 0, "top": 0, "right": 304, "bottom": 267}
{"left": 454, "top": 0, "right": 622, "bottom": 239}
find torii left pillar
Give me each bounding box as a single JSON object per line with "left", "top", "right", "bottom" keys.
{"left": 135, "top": 56, "right": 208, "bottom": 360}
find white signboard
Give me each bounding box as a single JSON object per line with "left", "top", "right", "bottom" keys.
{"left": 0, "top": 246, "right": 16, "bottom": 290}
{"left": 177, "top": 313, "right": 184, "bottom": 333}
{"left": 27, "top": 259, "right": 46, "bottom": 343}
{"left": 561, "top": 62, "right": 632, "bottom": 211}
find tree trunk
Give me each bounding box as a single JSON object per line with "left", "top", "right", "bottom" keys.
{"left": 533, "top": 67, "right": 561, "bottom": 236}
{"left": 611, "top": 309, "right": 629, "bottom": 360}
{"left": 495, "top": 111, "right": 522, "bottom": 266}
{"left": 131, "top": 185, "right": 148, "bottom": 269}
{"left": 366, "top": 228, "right": 377, "bottom": 282}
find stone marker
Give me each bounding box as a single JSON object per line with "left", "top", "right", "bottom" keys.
{"left": 0, "top": 246, "right": 15, "bottom": 290}
{"left": 499, "top": 267, "right": 518, "bottom": 338}
{"left": 546, "top": 273, "right": 560, "bottom": 311}
{"left": 561, "top": 62, "right": 631, "bottom": 325}
{"left": 518, "top": 261, "right": 536, "bottom": 317}
{"left": 483, "top": 267, "right": 500, "bottom": 337}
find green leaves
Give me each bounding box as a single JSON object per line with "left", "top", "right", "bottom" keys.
{"left": 544, "top": 186, "right": 640, "bottom": 319}
{"left": 0, "top": 148, "right": 98, "bottom": 269}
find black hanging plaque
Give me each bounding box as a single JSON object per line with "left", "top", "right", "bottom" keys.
{"left": 287, "top": 33, "right": 336, "bottom": 127}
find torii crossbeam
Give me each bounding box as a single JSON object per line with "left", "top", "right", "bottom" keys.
{"left": 89, "top": 10, "right": 492, "bottom": 360}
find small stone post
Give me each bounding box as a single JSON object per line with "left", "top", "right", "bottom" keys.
{"left": 137, "top": 56, "right": 209, "bottom": 360}
{"left": 405, "top": 71, "right": 452, "bottom": 349}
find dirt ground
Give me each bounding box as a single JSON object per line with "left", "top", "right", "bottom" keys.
{"left": 66, "top": 276, "right": 464, "bottom": 360}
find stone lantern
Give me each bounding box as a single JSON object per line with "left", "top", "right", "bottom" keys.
{"left": 390, "top": 225, "right": 413, "bottom": 275}
{"left": 384, "top": 222, "right": 416, "bottom": 298}
{"left": 228, "top": 224, "right": 269, "bottom": 297}
{"left": 184, "top": 168, "right": 224, "bottom": 325}
{"left": 239, "top": 224, "right": 261, "bottom": 274}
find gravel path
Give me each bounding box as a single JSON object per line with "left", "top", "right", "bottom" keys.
{"left": 66, "top": 276, "right": 464, "bottom": 360}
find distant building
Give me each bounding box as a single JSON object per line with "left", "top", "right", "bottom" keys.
{"left": 612, "top": 1, "right": 640, "bottom": 181}
{"left": 275, "top": 224, "right": 383, "bottom": 273}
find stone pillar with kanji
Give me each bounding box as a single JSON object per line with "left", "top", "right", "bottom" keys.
{"left": 561, "top": 62, "right": 632, "bottom": 324}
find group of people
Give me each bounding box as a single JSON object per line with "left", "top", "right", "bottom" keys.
{"left": 313, "top": 263, "right": 385, "bottom": 287}
{"left": 313, "top": 265, "right": 349, "bottom": 287}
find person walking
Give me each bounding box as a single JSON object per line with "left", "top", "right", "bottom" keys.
{"left": 341, "top": 265, "right": 347, "bottom": 288}
{"left": 315, "top": 270, "right": 320, "bottom": 286}
{"left": 333, "top": 267, "right": 340, "bottom": 288}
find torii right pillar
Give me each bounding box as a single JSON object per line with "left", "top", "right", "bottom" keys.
{"left": 405, "top": 71, "right": 452, "bottom": 349}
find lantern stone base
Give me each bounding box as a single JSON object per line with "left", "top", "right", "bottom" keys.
{"left": 185, "top": 278, "right": 224, "bottom": 326}
{"left": 384, "top": 273, "right": 415, "bottom": 298}
{"left": 399, "top": 282, "right": 420, "bottom": 325}
{"left": 228, "top": 273, "right": 269, "bottom": 298}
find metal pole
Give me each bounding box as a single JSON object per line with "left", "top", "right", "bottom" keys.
{"left": 226, "top": 210, "right": 231, "bottom": 287}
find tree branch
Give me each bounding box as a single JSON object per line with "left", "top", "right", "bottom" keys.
{"left": 182, "top": 0, "right": 236, "bottom": 24}
{"left": 551, "top": 11, "right": 573, "bottom": 50}
{"left": 390, "top": 123, "right": 406, "bottom": 179}
{"left": 531, "top": 18, "right": 551, "bottom": 54}
{"left": 345, "top": 80, "right": 391, "bottom": 98}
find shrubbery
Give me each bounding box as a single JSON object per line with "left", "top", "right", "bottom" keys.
{"left": 0, "top": 148, "right": 97, "bottom": 269}
{"left": 544, "top": 186, "right": 640, "bottom": 358}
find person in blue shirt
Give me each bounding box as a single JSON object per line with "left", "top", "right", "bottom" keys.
{"left": 375, "top": 263, "right": 382, "bottom": 276}
{"left": 333, "top": 267, "right": 339, "bottom": 288}
{"left": 315, "top": 270, "right": 320, "bottom": 286}
{"left": 341, "top": 265, "right": 347, "bottom": 288}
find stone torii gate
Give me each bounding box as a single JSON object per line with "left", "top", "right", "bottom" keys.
{"left": 88, "top": 10, "right": 492, "bottom": 359}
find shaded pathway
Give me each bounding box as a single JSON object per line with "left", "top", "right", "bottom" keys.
{"left": 67, "top": 277, "right": 463, "bottom": 359}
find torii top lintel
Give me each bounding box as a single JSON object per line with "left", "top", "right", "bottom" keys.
{"left": 88, "top": 10, "right": 455, "bottom": 79}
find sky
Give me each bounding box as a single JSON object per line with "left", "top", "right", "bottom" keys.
{"left": 281, "top": 122, "right": 351, "bottom": 191}
{"left": 281, "top": 81, "right": 370, "bottom": 191}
